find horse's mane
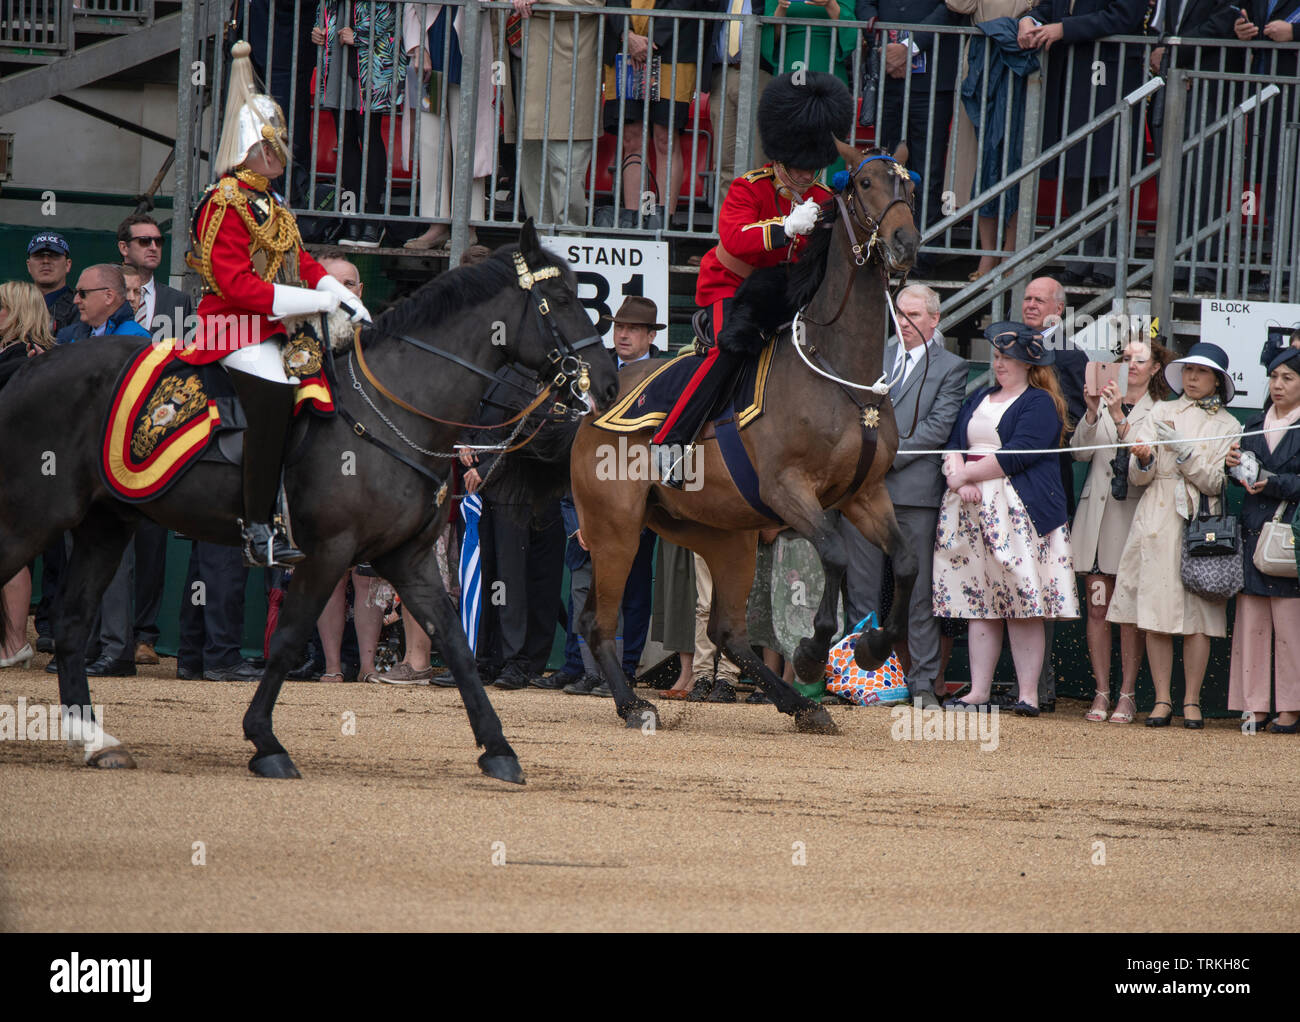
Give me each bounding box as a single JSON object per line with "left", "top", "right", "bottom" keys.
{"left": 366, "top": 242, "right": 568, "bottom": 338}
{"left": 787, "top": 148, "right": 888, "bottom": 311}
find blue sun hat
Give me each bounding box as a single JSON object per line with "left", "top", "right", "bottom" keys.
{"left": 1166, "top": 342, "right": 1234, "bottom": 403}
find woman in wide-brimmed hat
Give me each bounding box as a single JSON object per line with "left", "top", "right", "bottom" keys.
{"left": 933, "top": 322, "right": 1080, "bottom": 717}
{"left": 1108, "top": 342, "right": 1242, "bottom": 729}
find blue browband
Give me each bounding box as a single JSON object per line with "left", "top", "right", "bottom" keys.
{"left": 832, "top": 155, "right": 921, "bottom": 193}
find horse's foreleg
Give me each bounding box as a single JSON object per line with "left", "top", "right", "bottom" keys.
{"left": 841, "top": 485, "right": 916, "bottom": 672}
{"left": 242, "top": 553, "right": 347, "bottom": 778}
{"left": 53, "top": 509, "right": 137, "bottom": 768}
{"left": 373, "top": 541, "right": 523, "bottom": 784}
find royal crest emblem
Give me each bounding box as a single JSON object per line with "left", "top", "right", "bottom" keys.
{"left": 131, "top": 374, "right": 209, "bottom": 459}
{"left": 862, "top": 406, "right": 881, "bottom": 430}
{"left": 283, "top": 327, "right": 324, "bottom": 378}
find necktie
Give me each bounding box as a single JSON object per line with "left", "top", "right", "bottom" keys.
{"left": 136, "top": 282, "right": 149, "bottom": 326}
{"left": 727, "top": 0, "right": 744, "bottom": 60}
{"left": 506, "top": 11, "right": 522, "bottom": 48}
{"left": 894, "top": 348, "right": 912, "bottom": 385}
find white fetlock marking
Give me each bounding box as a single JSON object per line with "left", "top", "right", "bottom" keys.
{"left": 61, "top": 707, "right": 118, "bottom": 762}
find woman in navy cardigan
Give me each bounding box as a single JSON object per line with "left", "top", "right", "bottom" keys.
{"left": 1225, "top": 345, "right": 1300, "bottom": 733}
{"left": 933, "top": 322, "right": 1078, "bottom": 716}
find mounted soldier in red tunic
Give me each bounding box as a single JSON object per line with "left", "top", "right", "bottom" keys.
{"left": 185, "top": 41, "right": 371, "bottom": 566}
{"left": 652, "top": 71, "right": 853, "bottom": 486}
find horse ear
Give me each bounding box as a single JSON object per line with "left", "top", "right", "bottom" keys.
{"left": 520, "top": 217, "right": 541, "bottom": 258}
{"left": 892, "top": 141, "right": 910, "bottom": 166}
{"left": 835, "top": 137, "right": 861, "bottom": 170}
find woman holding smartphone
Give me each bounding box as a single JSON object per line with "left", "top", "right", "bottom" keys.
{"left": 1069, "top": 338, "right": 1172, "bottom": 723}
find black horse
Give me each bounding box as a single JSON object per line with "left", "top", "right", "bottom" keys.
{"left": 0, "top": 224, "right": 619, "bottom": 783}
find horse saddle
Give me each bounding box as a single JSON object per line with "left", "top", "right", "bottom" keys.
{"left": 99, "top": 334, "right": 334, "bottom": 503}
{"left": 591, "top": 335, "right": 778, "bottom": 437}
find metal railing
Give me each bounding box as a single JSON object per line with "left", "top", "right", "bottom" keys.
{"left": 0, "top": 0, "right": 74, "bottom": 53}
{"left": 169, "top": 1, "right": 1300, "bottom": 326}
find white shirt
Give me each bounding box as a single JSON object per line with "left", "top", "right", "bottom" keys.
{"left": 618, "top": 352, "right": 651, "bottom": 370}
{"left": 893, "top": 332, "right": 940, "bottom": 387}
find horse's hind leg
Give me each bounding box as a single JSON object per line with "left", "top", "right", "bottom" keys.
{"left": 51, "top": 507, "right": 138, "bottom": 768}
{"left": 840, "top": 484, "right": 916, "bottom": 672}
{"left": 374, "top": 538, "right": 523, "bottom": 784}
{"left": 578, "top": 522, "right": 657, "bottom": 730}
{"left": 696, "top": 531, "right": 839, "bottom": 736}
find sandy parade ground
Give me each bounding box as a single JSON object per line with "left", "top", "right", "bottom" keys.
{"left": 2, "top": 652, "right": 1298, "bottom": 933}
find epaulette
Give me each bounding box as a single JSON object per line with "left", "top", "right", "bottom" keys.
{"left": 740, "top": 166, "right": 775, "bottom": 183}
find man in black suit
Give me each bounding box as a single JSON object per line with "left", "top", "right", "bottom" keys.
{"left": 176, "top": 541, "right": 261, "bottom": 682}
{"left": 855, "top": 0, "right": 961, "bottom": 255}
{"left": 118, "top": 213, "right": 195, "bottom": 667}
{"left": 1020, "top": 0, "right": 1147, "bottom": 286}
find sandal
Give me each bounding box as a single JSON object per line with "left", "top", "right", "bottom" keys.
{"left": 1085, "top": 690, "right": 1111, "bottom": 722}
{"left": 1183, "top": 702, "right": 1204, "bottom": 730}
{"left": 1145, "top": 700, "right": 1174, "bottom": 728}
{"left": 1108, "top": 691, "right": 1136, "bottom": 724}
{"left": 317, "top": 672, "right": 345, "bottom": 683}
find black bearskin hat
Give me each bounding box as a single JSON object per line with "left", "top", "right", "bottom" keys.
{"left": 758, "top": 72, "right": 853, "bottom": 171}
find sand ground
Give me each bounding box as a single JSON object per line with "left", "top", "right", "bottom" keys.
{"left": 2, "top": 656, "right": 1297, "bottom": 932}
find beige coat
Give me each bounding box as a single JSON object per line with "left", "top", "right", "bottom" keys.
{"left": 1069, "top": 392, "right": 1155, "bottom": 575}
{"left": 514, "top": 0, "right": 605, "bottom": 141}
{"left": 1107, "top": 397, "right": 1241, "bottom": 637}
{"left": 945, "top": 0, "right": 1036, "bottom": 209}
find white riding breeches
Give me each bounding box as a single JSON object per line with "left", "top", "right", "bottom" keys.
{"left": 220, "top": 339, "right": 297, "bottom": 385}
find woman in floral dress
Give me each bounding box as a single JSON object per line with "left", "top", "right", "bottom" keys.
{"left": 933, "top": 322, "right": 1079, "bottom": 716}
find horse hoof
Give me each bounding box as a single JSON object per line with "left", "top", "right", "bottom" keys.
{"left": 853, "top": 633, "right": 888, "bottom": 673}
{"left": 623, "top": 704, "right": 659, "bottom": 731}
{"left": 795, "top": 705, "right": 840, "bottom": 735}
{"left": 86, "top": 747, "right": 136, "bottom": 770}
{"left": 478, "top": 753, "right": 526, "bottom": 785}
{"left": 249, "top": 752, "right": 302, "bottom": 779}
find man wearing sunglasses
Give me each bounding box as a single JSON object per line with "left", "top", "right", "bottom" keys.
{"left": 117, "top": 214, "right": 193, "bottom": 338}
{"left": 55, "top": 265, "right": 151, "bottom": 344}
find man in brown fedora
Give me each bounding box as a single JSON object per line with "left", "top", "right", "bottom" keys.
{"left": 606, "top": 296, "right": 666, "bottom": 370}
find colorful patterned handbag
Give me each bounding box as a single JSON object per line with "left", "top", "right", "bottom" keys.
{"left": 824, "top": 613, "right": 910, "bottom": 706}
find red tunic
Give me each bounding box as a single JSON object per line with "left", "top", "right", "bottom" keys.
{"left": 695, "top": 164, "right": 833, "bottom": 309}
{"left": 180, "top": 176, "right": 326, "bottom": 365}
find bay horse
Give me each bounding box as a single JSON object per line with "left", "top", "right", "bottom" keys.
{"left": 570, "top": 141, "right": 921, "bottom": 733}
{"left": 0, "top": 222, "right": 619, "bottom": 783}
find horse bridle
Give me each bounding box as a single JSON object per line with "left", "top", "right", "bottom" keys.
{"left": 350, "top": 250, "right": 604, "bottom": 433}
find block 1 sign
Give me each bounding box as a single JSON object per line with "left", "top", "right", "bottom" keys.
{"left": 1200, "top": 299, "right": 1300, "bottom": 408}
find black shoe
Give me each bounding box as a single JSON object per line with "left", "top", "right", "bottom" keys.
{"left": 1146, "top": 700, "right": 1174, "bottom": 727}
{"left": 706, "top": 680, "right": 738, "bottom": 703}
{"left": 86, "top": 656, "right": 136, "bottom": 677}
{"left": 589, "top": 680, "right": 613, "bottom": 698}
{"left": 1183, "top": 702, "right": 1205, "bottom": 730}
{"left": 687, "top": 675, "right": 716, "bottom": 702}
{"left": 349, "top": 223, "right": 384, "bottom": 248}
{"left": 1040, "top": 699, "right": 1056, "bottom": 714}
{"left": 1086, "top": 272, "right": 1115, "bottom": 288}
{"left": 431, "top": 672, "right": 458, "bottom": 688}
{"left": 339, "top": 219, "right": 364, "bottom": 245}
{"left": 494, "top": 666, "right": 530, "bottom": 690}
{"left": 530, "top": 670, "right": 579, "bottom": 691}
{"left": 286, "top": 655, "right": 325, "bottom": 681}
{"left": 562, "top": 673, "right": 604, "bottom": 695}
{"left": 44, "top": 660, "right": 59, "bottom": 674}
{"left": 176, "top": 665, "right": 201, "bottom": 680}
{"left": 204, "top": 660, "right": 263, "bottom": 682}
{"left": 238, "top": 521, "right": 305, "bottom": 568}
{"left": 36, "top": 636, "right": 54, "bottom": 655}
{"left": 1058, "top": 269, "right": 1087, "bottom": 285}
{"left": 745, "top": 688, "right": 772, "bottom": 704}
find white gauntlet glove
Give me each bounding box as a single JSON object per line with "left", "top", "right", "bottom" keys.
{"left": 782, "top": 198, "right": 821, "bottom": 237}
{"left": 271, "top": 284, "right": 339, "bottom": 319}
{"left": 316, "top": 274, "right": 372, "bottom": 324}
{"left": 1155, "top": 419, "right": 1194, "bottom": 462}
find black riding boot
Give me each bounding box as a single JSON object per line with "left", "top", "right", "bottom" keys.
{"left": 227, "top": 368, "right": 304, "bottom": 567}
{"left": 652, "top": 347, "right": 744, "bottom": 487}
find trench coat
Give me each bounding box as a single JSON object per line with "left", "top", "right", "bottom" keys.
{"left": 1106, "top": 396, "right": 1241, "bottom": 636}
{"left": 516, "top": 0, "right": 607, "bottom": 141}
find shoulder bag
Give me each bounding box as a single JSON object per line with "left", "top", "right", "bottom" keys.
{"left": 1253, "top": 500, "right": 1299, "bottom": 578}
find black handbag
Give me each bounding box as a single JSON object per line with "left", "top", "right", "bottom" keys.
{"left": 1180, "top": 489, "right": 1243, "bottom": 601}
{"left": 857, "top": 22, "right": 879, "bottom": 129}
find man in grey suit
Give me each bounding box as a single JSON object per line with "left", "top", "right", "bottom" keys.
{"left": 837, "top": 284, "right": 967, "bottom": 708}
{"left": 118, "top": 213, "right": 195, "bottom": 665}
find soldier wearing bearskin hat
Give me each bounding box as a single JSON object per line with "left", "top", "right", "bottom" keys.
{"left": 652, "top": 71, "right": 853, "bottom": 487}
{"left": 184, "top": 41, "right": 372, "bottom": 567}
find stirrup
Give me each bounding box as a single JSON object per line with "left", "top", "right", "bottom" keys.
{"left": 654, "top": 443, "right": 688, "bottom": 489}
{"left": 238, "top": 519, "right": 305, "bottom": 568}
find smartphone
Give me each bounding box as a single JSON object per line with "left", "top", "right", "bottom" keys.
{"left": 1085, "top": 361, "right": 1129, "bottom": 397}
